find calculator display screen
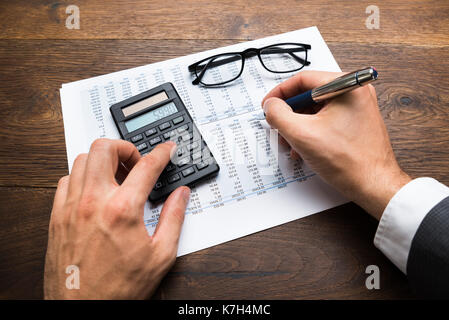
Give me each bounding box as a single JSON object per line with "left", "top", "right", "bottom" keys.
{"left": 124, "top": 101, "right": 178, "bottom": 132}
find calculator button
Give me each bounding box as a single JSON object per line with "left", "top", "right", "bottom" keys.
{"left": 141, "top": 151, "right": 149, "bottom": 157}
{"left": 177, "top": 157, "right": 190, "bottom": 167}
{"left": 131, "top": 134, "right": 143, "bottom": 143}
{"left": 145, "top": 128, "right": 157, "bottom": 137}
{"left": 177, "top": 124, "right": 189, "bottom": 133}
{"left": 182, "top": 167, "right": 195, "bottom": 177}
{"left": 196, "top": 161, "right": 209, "bottom": 170}
{"left": 186, "top": 141, "right": 199, "bottom": 152}
{"left": 167, "top": 173, "right": 181, "bottom": 184}
{"left": 154, "top": 181, "right": 164, "bottom": 190}
{"left": 149, "top": 136, "right": 162, "bottom": 146}
{"left": 192, "top": 151, "right": 202, "bottom": 161}
{"left": 181, "top": 133, "right": 192, "bottom": 141}
{"left": 159, "top": 122, "right": 171, "bottom": 131}
{"left": 202, "top": 147, "right": 212, "bottom": 159}
{"left": 166, "top": 162, "right": 176, "bottom": 172}
{"left": 172, "top": 116, "right": 184, "bottom": 125}
{"left": 136, "top": 142, "right": 147, "bottom": 151}
{"left": 163, "top": 130, "right": 177, "bottom": 140}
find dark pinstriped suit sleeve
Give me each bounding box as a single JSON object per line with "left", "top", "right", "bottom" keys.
{"left": 407, "top": 196, "right": 449, "bottom": 298}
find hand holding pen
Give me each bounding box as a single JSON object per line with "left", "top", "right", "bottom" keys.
{"left": 262, "top": 69, "right": 410, "bottom": 221}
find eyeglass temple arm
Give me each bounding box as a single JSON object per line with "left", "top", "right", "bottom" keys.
{"left": 188, "top": 47, "right": 310, "bottom": 73}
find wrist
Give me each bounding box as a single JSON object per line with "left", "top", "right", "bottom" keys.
{"left": 357, "top": 166, "right": 411, "bottom": 220}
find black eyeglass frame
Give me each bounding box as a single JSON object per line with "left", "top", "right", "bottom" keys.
{"left": 188, "top": 42, "right": 311, "bottom": 86}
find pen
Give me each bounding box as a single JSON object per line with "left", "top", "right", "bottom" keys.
{"left": 285, "top": 67, "right": 378, "bottom": 112}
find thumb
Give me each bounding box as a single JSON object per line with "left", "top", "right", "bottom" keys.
{"left": 263, "top": 97, "right": 317, "bottom": 153}
{"left": 153, "top": 186, "right": 190, "bottom": 250}
{"left": 263, "top": 97, "right": 307, "bottom": 139}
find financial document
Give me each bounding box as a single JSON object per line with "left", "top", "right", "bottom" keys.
{"left": 60, "top": 26, "right": 347, "bottom": 256}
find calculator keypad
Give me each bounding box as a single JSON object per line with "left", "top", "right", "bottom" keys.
{"left": 125, "top": 112, "right": 219, "bottom": 202}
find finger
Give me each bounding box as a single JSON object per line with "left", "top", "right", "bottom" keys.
{"left": 67, "top": 153, "right": 88, "bottom": 202}
{"left": 121, "top": 141, "right": 176, "bottom": 204}
{"left": 84, "top": 138, "right": 140, "bottom": 189}
{"left": 49, "top": 175, "right": 70, "bottom": 225}
{"left": 262, "top": 70, "right": 345, "bottom": 104}
{"left": 153, "top": 186, "right": 190, "bottom": 251}
{"left": 263, "top": 97, "right": 311, "bottom": 141}
{"left": 53, "top": 175, "right": 70, "bottom": 211}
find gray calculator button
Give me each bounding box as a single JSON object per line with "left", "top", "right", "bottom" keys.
{"left": 196, "top": 161, "right": 209, "bottom": 170}
{"left": 159, "top": 122, "right": 171, "bottom": 131}
{"left": 136, "top": 142, "right": 147, "bottom": 151}
{"left": 177, "top": 157, "right": 189, "bottom": 167}
{"left": 177, "top": 124, "right": 188, "bottom": 133}
{"left": 141, "top": 151, "right": 150, "bottom": 157}
{"left": 167, "top": 173, "right": 181, "bottom": 184}
{"left": 163, "top": 129, "right": 177, "bottom": 140}
{"left": 172, "top": 116, "right": 184, "bottom": 125}
{"left": 192, "top": 151, "right": 202, "bottom": 161}
{"left": 202, "top": 147, "right": 212, "bottom": 159}
{"left": 145, "top": 128, "right": 157, "bottom": 137}
{"left": 181, "top": 133, "right": 192, "bottom": 141}
{"left": 149, "top": 136, "right": 162, "bottom": 146}
{"left": 182, "top": 166, "right": 195, "bottom": 177}
{"left": 131, "top": 134, "right": 143, "bottom": 143}
{"left": 186, "top": 141, "right": 199, "bottom": 151}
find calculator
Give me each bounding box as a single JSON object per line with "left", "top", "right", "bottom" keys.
{"left": 110, "top": 82, "right": 220, "bottom": 202}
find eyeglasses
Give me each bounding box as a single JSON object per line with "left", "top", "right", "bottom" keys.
{"left": 188, "top": 43, "right": 311, "bottom": 86}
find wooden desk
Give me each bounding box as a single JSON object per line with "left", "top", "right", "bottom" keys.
{"left": 0, "top": 0, "right": 448, "bottom": 299}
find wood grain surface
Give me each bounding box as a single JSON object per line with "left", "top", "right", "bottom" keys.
{"left": 0, "top": 0, "right": 448, "bottom": 299}
{"left": 1, "top": 0, "right": 448, "bottom": 46}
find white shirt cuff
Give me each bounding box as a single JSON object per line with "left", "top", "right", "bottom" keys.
{"left": 374, "top": 177, "right": 449, "bottom": 274}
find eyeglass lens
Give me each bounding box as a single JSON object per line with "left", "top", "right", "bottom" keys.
{"left": 194, "top": 44, "right": 308, "bottom": 86}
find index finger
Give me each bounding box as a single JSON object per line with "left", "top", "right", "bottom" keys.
{"left": 84, "top": 138, "right": 141, "bottom": 189}
{"left": 262, "top": 70, "right": 345, "bottom": 105}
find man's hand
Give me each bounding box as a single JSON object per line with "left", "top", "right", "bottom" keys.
{"left": 44, "top": 138, "right": 190, "bottom": 299}
{"left": 262, "top": 70, "right": 411, "bottom": 220}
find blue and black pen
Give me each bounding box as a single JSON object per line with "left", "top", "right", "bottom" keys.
{"left": 284, "top": 67, "right": 378, "bottom": 112}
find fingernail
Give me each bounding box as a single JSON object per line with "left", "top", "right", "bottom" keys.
{"left": 181, "top": 187, "right": 191, "bottom": 203}
{"left": 263, "top": 98, "right": 273, "bottom": 115}
{"left": 165, "top": 141, "right": 177, "bottom": 156}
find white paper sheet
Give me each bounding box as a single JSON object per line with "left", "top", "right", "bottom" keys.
{"left": 60, "top": 26, "right": 347, "bottom": 256}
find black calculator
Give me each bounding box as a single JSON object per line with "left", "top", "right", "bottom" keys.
{"left": 110, "top": 82, "right": 220, "bottom": 202}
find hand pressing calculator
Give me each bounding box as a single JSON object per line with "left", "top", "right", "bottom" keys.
{"left": 110, "top": 82, "right": 220, "bottom": 202}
